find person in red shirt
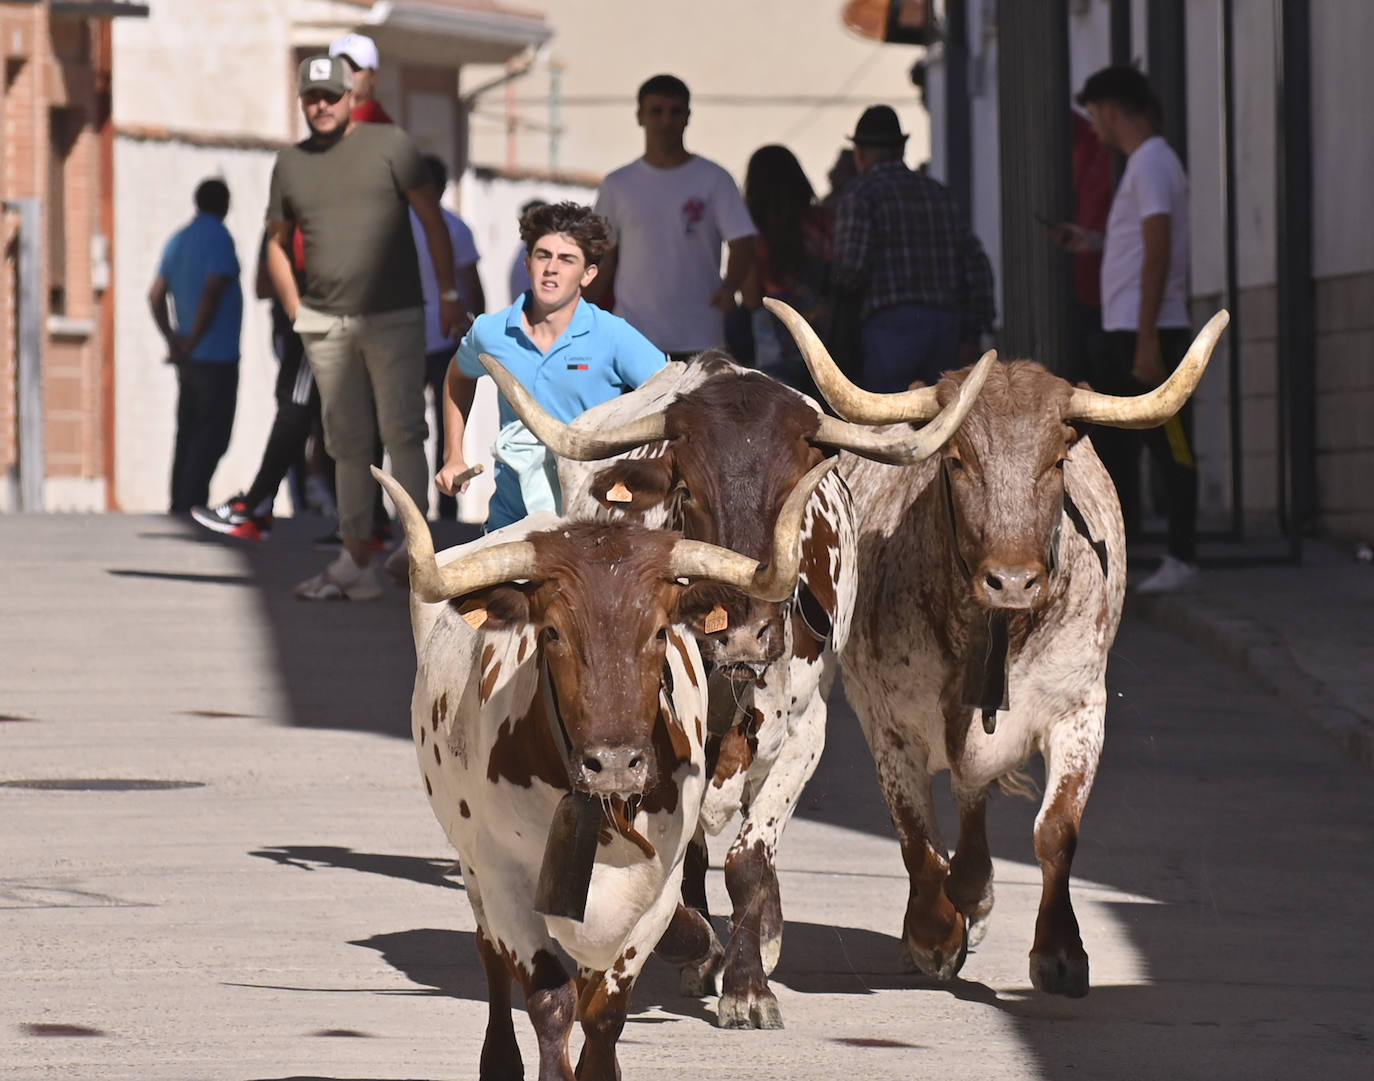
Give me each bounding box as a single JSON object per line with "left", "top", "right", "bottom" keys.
{"left": 328, "top": 33, "right": 393, "bottom": 125}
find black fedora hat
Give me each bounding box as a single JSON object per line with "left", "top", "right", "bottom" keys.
{"left": 849, "top": 104, "right": 908, "bottom": 146}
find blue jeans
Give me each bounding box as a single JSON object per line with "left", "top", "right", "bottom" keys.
{"left": 859, "top": 303, "right": 961, "bottom": 393}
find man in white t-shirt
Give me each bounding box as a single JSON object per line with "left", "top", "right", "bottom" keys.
{"left": 1057, "top": 65, "right": 1198, "bottom": 594}
{"left": 587, "top": 74, "right": 756, "bottom": 360}
{"left": 408, "top": 154, "right": 485, "bottom": 519}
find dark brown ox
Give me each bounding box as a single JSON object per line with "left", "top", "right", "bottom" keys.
{"left": 477, "top": 350, "right": 990, "bottom": 1028}
{"left": 376, "top": 459, "right": 829, "bottom": 1081}
{"left": 773, "top": 299, "right": 1229, "bottom": 997}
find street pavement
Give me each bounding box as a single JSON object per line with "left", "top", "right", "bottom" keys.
{"left": 2, "top": 512, "right": 1372, "bottom": 1081}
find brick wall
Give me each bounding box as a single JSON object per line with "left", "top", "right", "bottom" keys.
{"left": 0, "top": 5, "right": 111, "bottom": 511}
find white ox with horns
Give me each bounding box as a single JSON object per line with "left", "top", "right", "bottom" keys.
{"left": 771, "top": 300, "right": 1229, "bottom": 998}
{"left": 377, "top": 458, "right": 832, "bottom": 1081}
{"left": 475, "top": 350, "right": 991, "bottom": 1029}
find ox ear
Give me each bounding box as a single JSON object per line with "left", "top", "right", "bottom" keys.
{"left": 591, "top": 456, "right": 677, "bottom": 512}
{"left": 449, "top": 585, "right": 532, "bottom": 631}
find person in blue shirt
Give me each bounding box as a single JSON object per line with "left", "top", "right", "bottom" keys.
{"left": 148, "top": 177, "right": 243, "bottom": 512}
{"left": 436, "top": 202, "right": 665, "bottom": 530}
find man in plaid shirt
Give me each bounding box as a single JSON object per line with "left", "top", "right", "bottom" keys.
{"left": 833, "top": 105, "right": 995, "bottom": 392}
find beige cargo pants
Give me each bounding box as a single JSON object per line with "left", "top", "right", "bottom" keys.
{"left": 295, "top": 304, "right": 429, "bottom": 543}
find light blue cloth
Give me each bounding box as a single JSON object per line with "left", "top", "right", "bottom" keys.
{"left": 457, "top": 295, "right": 665, "bottom": 529}
{"left": 492, "top": 420, "right": 561, "bottom": 516}
{"left": 158, "top": 213, "right": 242, "bottom": 363}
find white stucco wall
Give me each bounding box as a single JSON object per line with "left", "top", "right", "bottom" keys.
{"left": 113, "top": 138, "right": 280, "bottom": 514}
{"left": 112, "top": 0, "right": 297, "bottom": 140}
{"left": 463, "top": 0, "right": 930, "bottom": 196}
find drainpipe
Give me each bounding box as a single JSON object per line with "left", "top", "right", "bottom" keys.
{"left": 996, "top": 0, "right": 1074, "bottom": 371}
{"left": 1274, "top": 0, "right": 1314, "bottom": 557}
{"left": 97, "top": 18, "right": 119, "bottom": 510}
{"left": 1220, "top": 0, "right": 1243, "bottom": 537}
{"left": 7, "top": 198, "right": 44, "bottom": 511}
{"left": 942, "top": 0, "right": 970, "bottom": 217}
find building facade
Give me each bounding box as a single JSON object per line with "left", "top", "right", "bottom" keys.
{"left": 918, "top": 0, "right": 1374, "bottom": 543}
{"left": 1, "top": 0, "right": 146, "bottom": 512}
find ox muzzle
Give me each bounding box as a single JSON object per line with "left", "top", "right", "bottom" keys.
{"left": 575, "top": 741, "right": 654, "bottom": 799}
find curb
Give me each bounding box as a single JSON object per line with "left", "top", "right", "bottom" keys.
{"left": 1127, "top": 591, "right": 1374, "bottom": 770}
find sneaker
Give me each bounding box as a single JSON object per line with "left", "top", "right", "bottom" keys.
{"left": 1135, "top": 555, "right": 1199, "bottom": 594}
{"left": 191, "top": 494, "right": 272, "bottom": 541}
{"left": 313, "top": 528, "right": 390, "bottom": 554}
{"left": 293, "top": 550, "right": 383, "bottom": 602}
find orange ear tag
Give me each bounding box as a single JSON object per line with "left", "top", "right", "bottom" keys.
{"left": 606, "top": 481, "right": 633, "bottom": 503}
{"left": 704, "top": 605, "right": 728, "bottom": 634}
{"left": 460, "top": 604, "right": 488, "bottom": 629}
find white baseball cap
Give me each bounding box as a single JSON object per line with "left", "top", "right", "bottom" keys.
{"left": 329, "top": 32, "right": 380, "bottom": 71}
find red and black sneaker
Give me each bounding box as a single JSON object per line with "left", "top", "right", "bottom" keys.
{"left": 191, "top": 494, "right": 272, "bottom": 541}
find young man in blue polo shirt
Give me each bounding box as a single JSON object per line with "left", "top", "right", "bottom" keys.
{"left": 436, "top": 202, "right": 665, "bottom": 529}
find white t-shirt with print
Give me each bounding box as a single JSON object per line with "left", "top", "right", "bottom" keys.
{"left": 594, "top": 155, "right": 756, "bottom": 353}
{"left": 1100, "top": 135, "right": 1190, "bottom": 332}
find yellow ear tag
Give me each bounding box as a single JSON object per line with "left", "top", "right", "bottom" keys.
{"left": 461, "top": 605, "right": 488, "bottom": 629}
{"left": 704, "top": 604, "right": 728, "bottom": 634}
{"left": 606, "top": 481, "right": 633, "bottom": 503}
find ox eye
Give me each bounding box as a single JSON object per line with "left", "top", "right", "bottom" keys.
{"left": 543, "top": 625, "right": 561, "bottom": 643}
{"left": 656, "top": 626, "right": 669, "bottom": 641}
{"left": 944, "top": 456, "right": 964, "bottom": 471}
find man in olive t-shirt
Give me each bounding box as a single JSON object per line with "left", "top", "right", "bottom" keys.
{"left": 265, "top": 54, "right": 465, "bottom": 601}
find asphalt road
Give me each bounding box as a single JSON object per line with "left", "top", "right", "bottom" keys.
{"left": 2, "top": 514, "right": 1371, "bottom": 1080}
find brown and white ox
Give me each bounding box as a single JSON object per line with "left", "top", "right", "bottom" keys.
{"left": 474, "top": 351, "right": 990, "bottom": 1028}
{"left": 771, "top": 300, "right": 1229, "bottom": 997}
{"left": 374, "top": 460, "right": 830, "bottom": 1080}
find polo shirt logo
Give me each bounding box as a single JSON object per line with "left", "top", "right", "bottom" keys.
{"left": 566, "top": 360, "right": 590, "bottom": 370}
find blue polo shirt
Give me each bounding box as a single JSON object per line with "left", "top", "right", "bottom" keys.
{"left": 457, "top": 294, "right": 665, "bottom": 527}
{"left": 157, "top": 212, "right": 242, "bottom": 363}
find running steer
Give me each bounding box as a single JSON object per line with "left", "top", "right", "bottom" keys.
{"left": 375, "top": 459, "right": 829, "bottom": 1080}
{"left": 774, "top": 300, "right": 1229, "bottom": 997}
{"left": 477, "top": 349, "right": 990, "bottom": 1028}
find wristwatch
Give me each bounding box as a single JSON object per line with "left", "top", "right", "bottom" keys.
{"left": 440, "top": 289, "right": 461, "bottom": 302}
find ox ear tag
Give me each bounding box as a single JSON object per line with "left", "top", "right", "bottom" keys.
{"left": 459, "top": 602, "right": 488, "bottom": 629}
{"left": 534, "top": 791, "right": 602, "bottom": 922}
{"left": 704, "top": 604, "right": 729, "bottom": 634}
{"left": 606, "top": 481, "right": 633, "bottom": 503}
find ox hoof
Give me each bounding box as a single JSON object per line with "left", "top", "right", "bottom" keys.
{"left": 716, "top": 989, "right": 783, "bottom": 1030}
{"left": 679, "top": 941, "right": 724, "bottom": 998}
{"left": 898, "top": 927, "right": 968, "bottom": 981}
{"left": 1030, "top": 949, "right": 1089, "bottom": 998}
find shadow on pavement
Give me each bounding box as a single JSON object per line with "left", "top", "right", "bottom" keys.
{"left": 215, "top": 516, "right": 480, "bottom": 738}
{"left": 214, "top": 515, "right": 1374, "bottom": 1079}
{"left": 248, "top": 844, "right": 463, "bottom": 892}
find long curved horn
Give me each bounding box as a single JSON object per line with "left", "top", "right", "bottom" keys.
{"left": 1067, "top": 310, "right": 1230, "bottom": 429}
{"left": 667, "top": 457, "right": 836, "bottom": 601}
{"left": 812, "top": 350, "right": 996, "bottom": 463}
{"left": 766, "top": 297, "right": 943, "bottom": 422}
{"left": 478, "top": 353, "right": 667, "bottom": 459}
{"left": 371, "top": 466, "right": 540, "bottom": 603}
